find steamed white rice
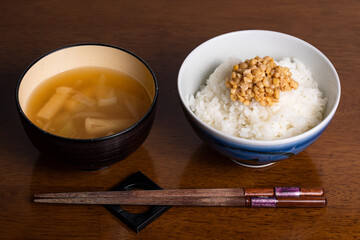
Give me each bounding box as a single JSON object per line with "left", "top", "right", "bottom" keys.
{"left": 188, "top": 58, "right": 327, "bottom": 140}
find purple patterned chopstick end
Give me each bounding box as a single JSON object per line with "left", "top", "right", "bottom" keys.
{"left": 275, "top": 187, "right": 300, "bottom": 197}
{"left": 251, "top": 197, "right": 277, "bottom": 207}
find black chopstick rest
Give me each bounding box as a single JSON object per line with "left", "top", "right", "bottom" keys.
{"left": 105, "top": 171, "right": 172, "bottom": 233}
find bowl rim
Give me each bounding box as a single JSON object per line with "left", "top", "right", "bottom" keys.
{"left": 16, "top": 43, "right": 159, "bottom": 142}
{"left": 178, "top": 30, "right": 341, "bottom": 146}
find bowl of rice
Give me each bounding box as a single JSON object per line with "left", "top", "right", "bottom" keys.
{"left": 177, "top": 30, "right": 340, "bottom": 167}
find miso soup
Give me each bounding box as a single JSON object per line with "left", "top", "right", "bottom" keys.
{"left": 26, "top": 67, "right": 151, "bottom": 139}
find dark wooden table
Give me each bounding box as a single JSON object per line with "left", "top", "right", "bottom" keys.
{"left": 1, "top": 1, "right": 359, "bottom": 239}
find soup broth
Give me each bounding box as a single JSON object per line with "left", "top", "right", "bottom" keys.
{"left": 26, "top": 67, "right": 151, "bottom": 139}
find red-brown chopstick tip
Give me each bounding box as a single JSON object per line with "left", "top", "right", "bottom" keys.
{"left": 276, "top": 196, "right": 327, "bottom": 208}
{"left": 300, "top": 187, "right": 324, "bottom": 197}
{"left": 244, "top": 188, "right": 274, "bottom": 196}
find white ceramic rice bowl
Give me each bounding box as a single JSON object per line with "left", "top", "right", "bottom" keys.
{"left": 177, "top": 30, "right": 341, "bottom": 167}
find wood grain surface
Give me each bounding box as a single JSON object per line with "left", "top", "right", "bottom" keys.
{"left": 0, "top": 0, "right": 359, "bottom": 239}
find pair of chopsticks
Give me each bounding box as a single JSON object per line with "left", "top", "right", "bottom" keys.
{"left": 34, "top": 187, "right": 326, "bottom": 208}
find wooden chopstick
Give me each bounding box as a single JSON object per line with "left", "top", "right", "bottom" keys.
{"left": 34, "top": 187, "right": 324, "bottom": 199}
{"left": 34, "top": 196, "right": 247, "bottom": 206}
{"left": 34, "top": 188, "right": 327, "bottom": 208}
{"left": 34, "top": 189, "right": 244, "bottom": 199}
{"left": 34, "top": 189, "right": 245, "bottom": 206}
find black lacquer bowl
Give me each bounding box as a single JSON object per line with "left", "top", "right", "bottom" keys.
{"left": 16, "top": 44, "right": 158, "bottom": 170}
